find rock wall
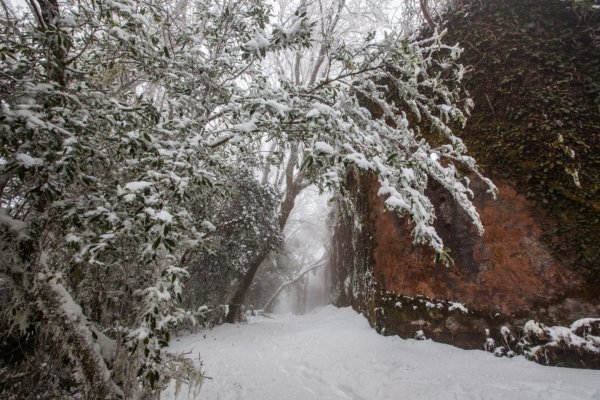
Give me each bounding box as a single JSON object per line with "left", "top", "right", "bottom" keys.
{"left": 329, "top": 172, "right": 377, "bottom": 326}
{"left": 329, "top": 0, "right": 600, "bottom": 368}
{"left": 373, "top": 175, "right": 588, "bottom": 317}
{"left": 330, "top": 171, "right": 600, "bottom": 366}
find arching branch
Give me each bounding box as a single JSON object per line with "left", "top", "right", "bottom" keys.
{"left": 262, "top": 260, "right": 326, "bottom": 313}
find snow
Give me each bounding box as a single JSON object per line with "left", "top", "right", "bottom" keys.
{"left": 155, "top": 210, "right": 173, "bottom": 223}
{"left": 201, "top": 220, "right": 216, "bottom": 231}
{"left": 306, "top": 102, "right": 333, "bottom": 118}
{"left": 50, "top": 280, "right": 84, "bottom": 323}
{"left": 345, "top": 153, "right": 372, "bottom": 170}
{"left": 523, "top": 320, "right": 546, "bottom": 336}
{"left": 448, "top": 301, "right": 468, "bottom": 313}
{"left": 0, "top": 208, "right": 28, "bottom": 231}
{"left": 522, "top": 319, "right": 600, "bottom": 356}
{"left": 124, "top": 181, "right": 154, "bottom": 192}
{"left": 15, "top": 153, "right": 44, "bottom": 167}
{"left": 163, "top": 306, "right": 600, "bottom": 400}
{"left": 65, "top": 234, "right": 80, "bottom": 242}
{"left": 245, "top": 30, "right": 270, "bottom": 52}
{"left": 314, "top": 141, "right": 335, "bottom": 155}
{"left": 570, "top": 318, "right": 600, "bottom": 332}
{"left": 264, "top": 100, "right": 290, "bottom": 116}
{"left": 232, "top": 119, "right": 257, "bottom": 133}
{"left": 89, "top": 324, "right": 116, "bottom": 363}
{"left": 273, "top": 16, "right": 312, "bottom": 41}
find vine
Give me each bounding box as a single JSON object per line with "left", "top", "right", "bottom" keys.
{"left": 438, "top": 0, "right": 600, "bottom": 279}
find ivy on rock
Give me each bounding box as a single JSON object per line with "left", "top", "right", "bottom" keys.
{"left": 438, "top": 0, "right": 600, "bottom": 279}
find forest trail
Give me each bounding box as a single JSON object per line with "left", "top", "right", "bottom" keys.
{"left": 163, "top": 306, "right": 600, "bottom": 400}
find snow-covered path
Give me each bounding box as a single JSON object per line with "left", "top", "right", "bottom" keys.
{"left": 163, "top": 306, "right": 600, "bottom": 400}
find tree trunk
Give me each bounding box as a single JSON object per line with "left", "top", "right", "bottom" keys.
{"left": 294, "top": 281, "right": 302, "bottom": 314}
{"left": 226, "top": 144, "right": 310, "bottom": 323}
{"left": 302, "top": 276, "right": 308, "bottom": 314}
{"left": 225, "top": 253, "right": 268, "bottom": 323}
{"left": 261, "top": 142, "right": 277, "bottom": 185}
{"left": 34, "top": 0, "right": 67, "bottom": 86}
{"left": 1, "top": 214, "right": 116, "bottom": 398}
{"left": 279, "top": 143, "right": 309, "bottom": 229}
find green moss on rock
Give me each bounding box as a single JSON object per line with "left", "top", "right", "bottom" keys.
{"left": 439, "top": 0, "right": 600, "bottom": 278}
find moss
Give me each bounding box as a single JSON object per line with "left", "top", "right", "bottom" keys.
{"left": 433, "top": 0, "right": 600, "bottom": 280}
{"left": 372, "top": 291, "right": 600, "bottom": 369}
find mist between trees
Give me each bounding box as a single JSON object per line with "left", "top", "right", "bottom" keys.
{"left": 0, "top": 0, "right": 492, "bottom": 397}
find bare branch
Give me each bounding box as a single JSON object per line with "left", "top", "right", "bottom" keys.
{"left": 263, "top": 260, "right": 326, "bottom": 312}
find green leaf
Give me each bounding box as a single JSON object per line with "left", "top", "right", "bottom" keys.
{"left": 300, "top": 156, "right": 313, "bottom": 171}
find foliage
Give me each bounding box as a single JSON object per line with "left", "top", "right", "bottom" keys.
{"left": 182, "top": 163, "right": 283, "bottom": 320}
{"left": 490, "top": 319, "right": 600, "bottom": 369}
{"left": 0, "top": 0, "right": 306, "bottom": 396}
{"left": 438, "top": 0, "right": 600, "bottom": 278}
{"left": 0, "top": 0, "right": 490, "bottom": 397}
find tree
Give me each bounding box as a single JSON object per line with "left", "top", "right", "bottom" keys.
{"left": 247, "top": 187, "right": 330, "bottom": 314}
{"left": 226, "top": 0, "right": 450, "bottom": 322}
{"left": 0, "top": 0, "right": 309, "bottom": 396}
{"left": 0, "top": 0, "right": 492, "bottom": 397}
{"left": 181, "top": 162, "right": 283, "bottom": 323}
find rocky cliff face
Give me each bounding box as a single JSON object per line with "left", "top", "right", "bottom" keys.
{"left": 330, "top": 171, "right": 600, "bottom": 367}
{"left": 329, "top": 1, "right": 600, "bottom": 367}
{"left": 372, "top": 175, "right": 588, "bottom": 317}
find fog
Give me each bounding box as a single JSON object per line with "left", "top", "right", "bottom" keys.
{"left": 252, "top": 186, "right": 332, "bottom": 315}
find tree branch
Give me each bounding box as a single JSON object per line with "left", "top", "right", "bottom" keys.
{"left": 262, "top": 260, "right": 326, "bottom": 312}
{"left": 419, "top": 0, "right": 436, "bottom": 31}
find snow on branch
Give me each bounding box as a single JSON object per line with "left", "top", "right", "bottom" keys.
{"left": 263, "top": 260, "right": 327, "bottom": 313}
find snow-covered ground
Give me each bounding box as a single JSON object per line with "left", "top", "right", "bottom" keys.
{"left": 163, "top": 306, "right": 600, "bottom": 400}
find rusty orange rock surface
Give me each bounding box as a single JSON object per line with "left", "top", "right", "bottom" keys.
{"left": 330, "top": 171, "right": 600, "bottom": 351}
{"left": 369, "top": 175, "right": 586, "bottom": 316}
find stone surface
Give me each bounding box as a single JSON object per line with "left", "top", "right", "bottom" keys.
{"left": 329, "top": 0, "right": 600, "bottom": 366}
{"left": 330, "top": 172, "right": 600, "bottom": 353}
{"left": 372, "top": 175, "right": 587, "bottom": 317}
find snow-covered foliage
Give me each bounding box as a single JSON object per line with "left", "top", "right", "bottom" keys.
{"left": 0, "top": 0, "right": 304, "bottom": 396}
{"left": 519, "top": 319, "right": 600, "bottom": 364}
{"left": 482, "top": 318, "right": 600, "bottom": 367}
{"left": 181, "top": 163, "right": 283, "bottom": 323}
{"left": 0, "top": 0, "right": 491, "bottom": 396}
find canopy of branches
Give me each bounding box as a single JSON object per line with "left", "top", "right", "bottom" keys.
{"left": 0, "top": 0, "right": 491, "bottom": 397}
